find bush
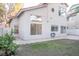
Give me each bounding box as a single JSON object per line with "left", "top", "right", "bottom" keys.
{"left": 0, "top": 33, "right": 18, "bottom": 56}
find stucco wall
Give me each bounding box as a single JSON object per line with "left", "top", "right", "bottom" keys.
{"left": 47, "top": 3, "right": 67, "bottom": 37}
{"left": 68, "top": 14, "right": 79, "bottom": 28}
{"left": 18, "top": 6, "right": 50, "bottom": 40}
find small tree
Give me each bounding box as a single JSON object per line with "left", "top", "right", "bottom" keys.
{"left": 0, "top": 33, "right": 18, "bottom": 56}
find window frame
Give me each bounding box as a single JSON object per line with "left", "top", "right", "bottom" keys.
{"left": 61, "top": 26, "right": 66, "bottom": 33}
{"left": 58, "top": 7, "right": 66, "bottom": 16}
{"left": 51, "top": 25, "right": 58, "bottom": 31}
{"left": 51, "top": 8, "right": 54, "bottom": 12}
{"left": 30, "top": 15, "right": 42, "bottom": 35}
{"left": 30, "top": 23, "right": 42, "bottom": 35}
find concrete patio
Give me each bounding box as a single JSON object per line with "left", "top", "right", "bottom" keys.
{"left": 13, "top": 35, "right": 79, "bottom": 44}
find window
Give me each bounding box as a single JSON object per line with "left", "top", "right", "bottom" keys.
{"left": 30, "top": 15, "right": 42, "bottom": 35}
{"left": 51, "top": 8, "right": 54, "bottom": 12}
{"left": 58, "top": 7, "right": 66, "bottom": 16}
{"left": 31, "top": 24, "right": 42, "bottom": 35}
{"left": 30, "top": 15, "right": 42, "bottom": 22}
{"left": 51, "top": 25, "right": 58, "bottom": 31}
{"left": 61, "top": 26, "right": 66, "bottom": 33}
{"left": 14, "top": 25, "right": 19, "bottom": 34}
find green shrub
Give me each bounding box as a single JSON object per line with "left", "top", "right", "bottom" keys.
{"left": 0, "top": 33, "right": 18, "bottom": 56}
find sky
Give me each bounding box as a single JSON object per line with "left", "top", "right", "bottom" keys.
{"left": 22, "top": 0, "right": 79, "bottom": 10}
{"left": 5, "top": 3, "right": 75, "bottom": 11}
{"left": 23, "top": 3, "right": 74, "bottom": 8}
{"left": 23, "top": 3, "right": 79, "bottom": 11}
{"left": 3, "top": 0, "right": 79, "bottom": 12}
{"left": 23, "top": 3, "right": 40, "bottom": 8}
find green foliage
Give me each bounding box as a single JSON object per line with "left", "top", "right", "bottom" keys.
{"left": 0, "top": 33, "right": 18, "bottom": 56}
{"left": 11, "top": 28, "right": 17, "bottom": 34}
{"left": 69, "top": 4, "right": 79, "bottom": 14}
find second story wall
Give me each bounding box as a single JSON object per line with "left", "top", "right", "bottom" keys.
{"left": 47, "top": 3, "right": 67, "bottom": 26}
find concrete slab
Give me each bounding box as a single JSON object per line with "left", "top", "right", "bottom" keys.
{"left": 13, "top": 36, "right": 67, "bottom": 44}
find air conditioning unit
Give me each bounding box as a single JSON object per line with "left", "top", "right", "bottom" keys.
{"left": 50, "top": 33, "right": 55, "bottom": 37}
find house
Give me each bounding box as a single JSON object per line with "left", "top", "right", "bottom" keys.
{"left": 67, "top": 13, "right": 79, "bottom": 36}
{"left": 66, "top": 4, "right": 79, "bottom": 36}
{"left": 10, "top": 3, "right": 68, "bottom": 41}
